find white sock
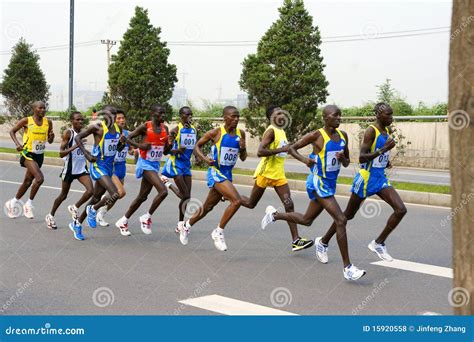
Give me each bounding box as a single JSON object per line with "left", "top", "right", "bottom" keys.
{"left": 142, "top": 212, "right": 151, "bottom": 219}
{"left": 26, "top": 199, "right": 33, "bottom": 206}
{"left": 122, "top": 216, "right": 128, "bottom": 223}
{"left": 215, "top": 227, "right": 224, "bottom": 234}
{"left": 184, "top": 220, "right": 192, "bottom": 229}
{"left": 11, "top": 198, "right": 18, "bottom": 205}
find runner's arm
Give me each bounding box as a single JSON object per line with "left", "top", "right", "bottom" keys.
{"left": 336, "top": 131, "right": 350, "bottom": 167}
{"left": 359, "top": 126, "right": 395, "bottom": 163}
{"left": 288, "top": 131, "right": 320, "bottom": 167}
{"left": 257, "top": 128, "right": 288, "bottom": 157}
{"left": 9, "top": 118, "right": 28, "bottom": 151}
{"left": 126, "top": 124, "right": 149, "bottom": 150}
{"left": 194, "top": 128, "right": 219, "bottom": 166}
{"left": 59, "top": 129, "right": 77, "bottom": 158}
{"left": 47, "top": 119, "right": 55, "bottom": 144}
{"left": 239, "top": 129, "right": 247, "bottom": 161}
{"left": 75, "top": 125, "right": 98, "bottom": 162}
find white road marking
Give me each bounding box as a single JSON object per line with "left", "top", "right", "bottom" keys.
{"left": 179, "top": 294, "right": 297, "bottom": 315}
{"left": 371, "top": 259, "right": 453, "bottom": 279}
{"left": 0, "top": 180, "right": 83, "bottom": 193}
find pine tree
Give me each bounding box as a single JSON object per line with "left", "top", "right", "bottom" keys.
{"left": 107, "top": 6, "right": 177, "bottom": 127}
{"left": 239, "top": 0, "right": 328, "bottom": 142}
{"left": 0, "top": 38, "right": 50, "bottom": 119}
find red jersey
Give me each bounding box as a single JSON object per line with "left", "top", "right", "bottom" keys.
{"left": 139, "top": 121, "right": 168, "bottom": 162}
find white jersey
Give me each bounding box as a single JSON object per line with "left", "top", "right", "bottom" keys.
{"left": 61, "top": 128, "right": 88, "bottom": 177}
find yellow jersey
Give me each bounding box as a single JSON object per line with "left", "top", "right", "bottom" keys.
{"left": 22, "top": 116, "right": 49, "bottom": 154}
{"left": 254, "top": 125, "right": 288, "bottom": 180}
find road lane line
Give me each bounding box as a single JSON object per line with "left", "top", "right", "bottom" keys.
{"left": 0, "top": 180, "right": 83, "bottom": 193}
{"left": 179, "top": 294, "right": 298, "bottom": 315}
{"left": 371, "top": 259, "right": 453, "bottom": 278}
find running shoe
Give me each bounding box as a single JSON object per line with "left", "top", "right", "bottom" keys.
{"left": 179, "top": 222, "right": 189, "bottom": 245}
{"left": 23, "top": 202, "right": 34, "bottom": 219}
{"left": 368, "top": 240, "right": 393, "bottom": 262}
{"left": 68, "top": 221, "right": 84, "bottom": 241}
{"left": 139, "top": 214, "right": 152, "bottom": 235}
{"left": 261, "top": 205, "right": 277, "bottom": 230}
{"left": 292, "top": 237, "right": 314, "bottom": 252}
{"left": 86, "top": 205, "right": 97, "bottom": 228}
{"left": 97, "top": 207, "right": 109, "bottom": 227}
{"left": 115, "top": 216, "right": 131, "bottom": 236}
{"left": 67, "top": 204, "right": 78, "bottom": 220}
{"left": 343, "top": 264, "right": 366, "bottom": 281}
{"left": 315, "top": 237, "right": 328, "bottom": 263}
{"left": 45, "top": 213, "right": 57, "bottom": 230}
{"left": 211, "top": 228, "right": 227, "bottom": 251}
{"left": 4, "top": 199, "right": 21, "bottom": 219}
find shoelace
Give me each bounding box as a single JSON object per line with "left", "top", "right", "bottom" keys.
{"left": 317, "top": 243, "right": 327, "bottom": 252}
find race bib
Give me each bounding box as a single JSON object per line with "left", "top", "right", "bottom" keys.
{"left": 74, "top": 147, "right": 85, "bottom": 160}
{"left": 180, "top": 133, "right": 196, "bottom": 149}
{"left": 277, "top": 139, "right": 288, "bottom": 158}
{"left": 104, "top": 138, "right": 119, "bottom": 157}
{"left": 115, "top": 146, "right": 128, "bottom": 162}
{"left": 146, "top": 145, "right": 164, "bottom": 162}
{"left": 372, "top": 150, "right": 390, "bottom": 168}
{"left": 32, "top": 140, "right": 46, "bottom": 154}
{"left": 219, "top": 146, "right": 238, "bottom": 166}
{"left": 326, "top": 151, "right": 341, "bottom": 172}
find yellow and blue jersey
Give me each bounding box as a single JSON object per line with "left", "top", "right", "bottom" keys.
{"left": 162, "top": 123, "right": 196, "bottom": 178}
{"left": 207, "top": 126, "right": 241, "bottom": 188}
{"left": 306, "top": 128, "right": 346, "bottom": 199}
{"left": 351, "top": 125, "right": 392, "bottom": 198}
{"left": 113, "top": 129, "right": 129, "bottom": 180}
{"left": 90, "top": 121, "right": 121, "bottom": 181}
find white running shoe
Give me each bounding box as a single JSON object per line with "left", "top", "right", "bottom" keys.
{"left": 115, "top": 217, "right": 131, "bottom": 236}
{"left": 179, "top": 222, "right": 189, "bottom": 245}
{"left": 97, "top": 207, "right": 109, "bottom": 227}
{"left": 315, "top": 237, "right": 328, "bottom": 264}
{"left": 160, "top": 175, "right": 171, "bottom": 188}
{"left": 343, "top": 264, "right": 366, "bottom": 281}
{"left": 45, "top": 214, "right": 57, "bottom": 230}
{"left": 139, "top": 214, "right": 152, "bottom": 235}
{"left": 368, "top": 240, "right": 393, "bottom": 262}
{"left": 211, "top": 228, "right": 227, "bottom": 251}
{"left": 261, "top": 205, "right": 277, "bottom": 230}
{"left": 23, "top": 202, "right": 34, "bottom": 219}
{"left": 4, "top": 199, "right": 21, "bottom": 219}
{"left": 67, "top": 204, "right": 78, "bottom": 220}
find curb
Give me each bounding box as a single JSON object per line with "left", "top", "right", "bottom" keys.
{"left": 0, "top": 152, "right": 451, "bottom": 208}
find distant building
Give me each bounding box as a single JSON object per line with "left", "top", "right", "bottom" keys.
{"left": 236, "top": 93, "right": 248, "bottom": 109}
{"left": 74, "top": 90, "right": 104, "bottom": 111}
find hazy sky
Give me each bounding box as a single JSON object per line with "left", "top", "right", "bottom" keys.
{"left": 1, "top": 0, "right": 452, "bottom": 109}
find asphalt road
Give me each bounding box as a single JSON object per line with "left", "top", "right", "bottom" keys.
{"left": 0, "top": 138, "right": 450, "bottom": 185}
{"left": 0, "top": 161, "right": 453, "bottom": 315}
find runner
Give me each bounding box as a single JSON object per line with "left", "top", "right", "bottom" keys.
{"left": 114, "top": 104, "right": 172, "bottom": 236}
{"left": 96, "top": 109, "right": 133, "bottom": 226}
{"left": 67, "top": 105, "right": 123, "bottom": 240}
{"left": 161, "top": 106, "right": 198, "bottom": 243}
{"left": 240, "top": 106, "right": 314, "bottom": 251}
{"left": 45, "top": 111, "right": 93, "bottom": 229}
{"left": 315, "top": 102, "right": 407, "bottom": 263}
{"left": 4, "top": 101, "right": 54, "bottom": 219}
{"left": 180, "top": 106, "right": 247, "bottom": 251}
{"left": 261, "top": 105, "right": 366, "bottom": 280}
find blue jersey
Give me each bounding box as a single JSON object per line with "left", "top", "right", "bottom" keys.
{"left": 170, "top": 123, "right": 197, "bottom": 169}
{"left": 211, "top": 126, "right": 241, "bottom": 179}
{"left": 90, "top": 121, "right": 121, "bottom": 180}
{"left": 360, "top": 125, "right": 390, "bottom": 177}
{"left": 310, "top": 128, "right": 346, "bottom": 180}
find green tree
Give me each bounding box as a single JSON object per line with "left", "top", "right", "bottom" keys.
{"left": 106, "top": 6, "right": 177, "bottom": 127}
{"left": 0, "top": 38, "right": 50, "bottom": 120}
{"left": 376, "top": 78, "right": 396, "bottom": 103}
{"left": 239, "top": 0, "right": 328, "bottom": 142}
